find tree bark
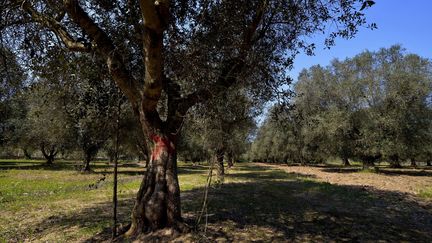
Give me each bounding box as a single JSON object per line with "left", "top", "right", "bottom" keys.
{"left": 215, "top": 149, "right": 225, "bottom": 183}
{"left": 126, "top": 134, "right": 185, "bottom": 236}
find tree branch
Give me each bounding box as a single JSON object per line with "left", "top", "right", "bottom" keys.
{"left": 138, "top": 0, "right": 170, "bottom": 113}
{"left": 62, "top": 0, "right": 142, "bottom": 109}
{"left": 174, "top": 0, "right": 268, "bottom": 117}
{"left": 18, "top": 0, "right": 91, "bottom": 52}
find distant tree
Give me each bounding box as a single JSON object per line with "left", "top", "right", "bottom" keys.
{"left": 253, "top": 46, "right": 432, "bottom": 169}
{"left": 62, "top": 57, "right": 118, "bottom": 171}
{"left": 250, "top": 106, "right": 299, "bottom": 164}
{"left": 294, "top": 66, "right": 333, "bottom": 164}
{"left": 378, "top": 47, "right": 432, "bottom": 167}
{"left": 30, "top": 48, "right": 119, "bottom": 170}
{"left": 180, "top": 88, "right": 257, "bottom": 182}
{"left": 0, "top": 46, "right": 26, "bottom": 150}
{"left": 22, "top": 81, "right": 76, "bottom": 165}
{"left": 177, "top": 119, "right": 209, "bottom": 164}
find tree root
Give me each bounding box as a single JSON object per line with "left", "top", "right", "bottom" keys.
{"left": 116, "top": 222, "right": 191, "bottom": 242}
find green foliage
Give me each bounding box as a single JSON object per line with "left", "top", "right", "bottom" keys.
{"left": 0, "top": 46, "right": 26, "bottom": 148}
{"left": 179, "top": 88, "right": 257, "bottom": 163}
{"left": 250, "top": 46, "right": 432, "bottom": 166}
{"left": 20, "top": 80, "right": 76, "bottom": 162}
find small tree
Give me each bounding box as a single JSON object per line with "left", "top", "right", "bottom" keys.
{"left": 22, "top": 81, "right": 75, "bottom": 165}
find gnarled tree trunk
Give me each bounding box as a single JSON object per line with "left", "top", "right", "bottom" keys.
{"left": 126, "top": 134, "right": 184, "bottom": 235}
{"left": 41, "top": 144, "right": 57, "bottom": 165}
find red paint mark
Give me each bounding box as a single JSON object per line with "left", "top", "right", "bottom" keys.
{"left": 150, "top": 134, "right": 176, "bottom": 161}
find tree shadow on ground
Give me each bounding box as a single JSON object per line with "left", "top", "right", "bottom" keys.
{"left": 178, "top": 165, "right": 209, "bottom": 175}
{"left": 0, "top": 160, "right": 143, "bottom": 173}
{"left": 182, "top": 166, "right": 432, "bottom": 242}
{"left": 0, "top": 161, "right": 78, "bottom": 171}
{"left": 375, "top": 168, "right": 432, "bottom": 177}
{"left": 94, "top": 169, "right": 146, "bottom": 176}
{"left": 14, "top": 164, "right": 432, "bottom": 242}
{"left": 320, "top": 167, "right": 364, "bottom": 173}
{"left": 22, "top": 198, "right": 135, "bottom": 243}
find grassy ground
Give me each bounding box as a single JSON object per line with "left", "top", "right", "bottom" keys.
{"left": 1, "top": 160, "right": 431, "bottom": 242}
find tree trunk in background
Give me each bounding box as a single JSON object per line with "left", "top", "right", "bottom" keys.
{"left": 427, "top": 160, "right": 432, "bottom": 166}
{"left": 300, "top": 156, "right": 306, "bottom": 166}
{"left": 82, "top": 151, "right": 92, "bottom": 172}
{"left": 389, "top": 155, "right": 402, "bottom": 168}
{"left": 215, "top": 149, "right": 225, "bottom": 183}
{"left": 23, "top": 148, "right": 32, "bottom": 159}
{"left": 41, "top": 144, "right": 57, "bottom": 165}
{"left": 342, "top": 157, "right": 350, "bottom": 166}
{"left": 136, "top": 138, "right": 150, "bottom": 168}
{"left": 227, "top": 152, "right": 234, "bottom": 168}
{"left": 410, "top": 158, "right": 417, "bottom": 167}
{"left": 46, "top": 156, "right": 54, "bottom": 165}
{"left": 362, "top": 160, "right": 374, "bottom": 170}
{"left": 126, "top": 134, "right": 185, "bottom": 236}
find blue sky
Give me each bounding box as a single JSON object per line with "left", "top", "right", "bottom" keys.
{"left": 289, "top": 0, "right": 432, "bottom": 80}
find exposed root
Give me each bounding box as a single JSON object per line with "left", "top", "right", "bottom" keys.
{"left": 117, "top": 223, "right": 191, "bottom": 242}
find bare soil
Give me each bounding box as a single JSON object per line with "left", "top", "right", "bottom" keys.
{"left": 258, "top": 163, "right": 432, "bottom": 196}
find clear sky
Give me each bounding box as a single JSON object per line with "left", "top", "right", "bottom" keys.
{"left": 289, "top": 0, "right": 432, "bottom": 80}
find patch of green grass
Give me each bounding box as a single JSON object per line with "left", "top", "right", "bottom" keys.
{"left": 418, "top": 187, "right": 432, "bottom": 199}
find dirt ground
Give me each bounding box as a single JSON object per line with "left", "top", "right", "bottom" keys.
{"left": 174, "top": 163, "right": 432, "bottom": 242}
{"left": 259, "top": 163, "right": 432, "bottom": 196}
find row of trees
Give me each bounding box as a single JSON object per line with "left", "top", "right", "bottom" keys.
{"left": 178, "top": 87, "right": 258, "bottom": 181}
{"left": 2, "top": 36, "right": 260, "bottom": 174}
{"left": 0, "top": 46, "right": 149, "bottom": 170}
{"left": 250, "top": 46, "right": 432, "bottom": 167}
{"left": 1, "top": 45, "right": 257, "bottom": 174}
